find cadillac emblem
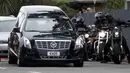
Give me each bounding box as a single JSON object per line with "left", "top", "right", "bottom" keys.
{"left": 50, "top": 41, "right": 57, "bottom": 48}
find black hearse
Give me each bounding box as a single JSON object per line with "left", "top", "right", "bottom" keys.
{"left": 8, "top": 5, "right": 85, "bottom": 67}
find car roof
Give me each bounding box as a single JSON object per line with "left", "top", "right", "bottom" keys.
{"left": 0, "top": 16, "right": 16, "bottom": 21}
{"left": 20, "top": 5, "right": 63, "bottom": 14}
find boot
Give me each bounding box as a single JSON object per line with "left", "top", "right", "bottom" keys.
{"left": 100, "top": 55, "right": 109, "bottom": 63}
{"left": 127, "top": 54, "right": 130, "bottom": 64}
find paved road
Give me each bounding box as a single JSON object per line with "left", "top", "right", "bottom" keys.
{"left": 0, "top": 61, "right": 130, "bottom": 73}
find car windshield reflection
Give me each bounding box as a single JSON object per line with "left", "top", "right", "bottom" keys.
{"left": 25, "top": 12, "right": 73, "bottom": 32}
{"left": 0, "top": 20, "right": 16, "bottom": 32}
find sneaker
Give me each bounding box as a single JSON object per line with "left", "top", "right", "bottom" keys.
{"left": 127, "top": 54, "right": 130, "bottom": 64}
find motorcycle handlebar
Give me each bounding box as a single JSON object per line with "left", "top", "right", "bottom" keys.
{"left": 98, "top": 26, "right": 114, "bottom": 31}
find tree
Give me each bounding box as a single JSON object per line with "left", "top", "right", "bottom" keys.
{"left": 106, "top": 0, "right": 125, "bottom": 10}
{"left": 0, "top": 0, "right": 15, "bottom": 15}
{"left": 0, "top": 0, "right": 26, "bottom": 16}
{"left": 0, "top": 0, "right": 77, "bottom": 17}
{"left": 54, "top": 0, "right": 77, "bottom": 17}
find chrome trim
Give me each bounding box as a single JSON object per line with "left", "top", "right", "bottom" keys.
{"left": 64, "top": 41, "right": 66, "bottom": 49}
{"left": 35, "top": 40, "right": 71, "bottom": 50}
{"left": 46, "top": 41, "right": 48, "bottom": 49}
{"left": 40, "top": 56, "right": 67, "bottom": 60}
{"left": 35, "top": 40, "right": 71, "bottom": 42}
{"left": 10, "top": 48, "right": 18, "bottom": 57}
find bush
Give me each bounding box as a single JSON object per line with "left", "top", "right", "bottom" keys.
{"left": 106, "top": 0, "right": 125, "bottom": 10}
{"left": 54, "top": 0, "right": 77, "bottom": 17}
{"left": 0, "top": 0, "right": 77, "bottom": 17}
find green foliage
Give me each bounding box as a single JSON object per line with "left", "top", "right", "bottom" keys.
{"left": 0, "top": 0, "right": 25, "bottom": 16}
{"left": 55, "top": 0, "right": 69, "bottom": 3}
{"left": 0, "top": 0, "right": 77, "bottom": 17}
{"left": 40, "top": 0, "right": 56, "bottom": 5}
{"left": 54, "top": 0, "right": 77, "bottom": 17}
{"left": 55, "top": 0, "right": 69, "bottom": 5}
{"left": 0, "top": 0, "right": 15, "bottom": 15}
{"left": 58, "top": 4, "right": 77, "bottom": 17}
{"left": 106, "top": 0, "right": 125, "bottom": 10}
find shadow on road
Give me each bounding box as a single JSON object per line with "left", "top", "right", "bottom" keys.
{"left": 5, "top": 62, "right": 74, "bottom": 67}
{"left": 25, "top": 62, "right": 73, "bottom": 67}
{"left": 1, "top": 60, "right": 130, "bottom": 68}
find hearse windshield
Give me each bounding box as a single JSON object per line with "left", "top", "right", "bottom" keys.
{"left": 25, "top": 11, "right": 73, "bottom": 32}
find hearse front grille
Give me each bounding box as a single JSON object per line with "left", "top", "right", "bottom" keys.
{"left": 35, "top": 40, "right": 71, "bottom": 50}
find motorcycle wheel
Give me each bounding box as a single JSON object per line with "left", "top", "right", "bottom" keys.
{"left": 96, "top": 43, "right": 105, "bottom": 61}
{"left": 112, "top": 43, "right": 122, "bottom": 64}
{"left": 84, "top": 43, "right": 89, "bottom": 61}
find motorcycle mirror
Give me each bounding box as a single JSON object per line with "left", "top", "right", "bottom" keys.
{"left": 60, "top": 16, "right": 69, "bottom": 21}
{"left": 92, "top": 24, "right": 95, "bottom": 27}
{"left": 127, "top": 20, "right": 130, "bottom": 22}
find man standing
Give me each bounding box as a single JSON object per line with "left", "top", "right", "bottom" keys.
{"left": 82, "top": 6, "right": 88, "bottom": 14}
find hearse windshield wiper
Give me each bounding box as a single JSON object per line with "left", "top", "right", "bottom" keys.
{"left": 26, "top": 30, "right": 41, "bottom": 32}
{"left": 33, "top": 30, "right": 72, "bottom": 37}
{"left": 26, "top": 30, "right": 52, "bottom": 33}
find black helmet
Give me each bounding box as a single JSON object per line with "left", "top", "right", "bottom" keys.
{"left": 95, "top": 12, "right": 108, "bottom": 24}
{"left": 95, "top": 12, "right": 105, "bottom": 20}
{"left": 105, "top": 13, "right": 113, "bottom": 20}
{"left": 76, "top": 16, "right": 84, "bottom": 24}
{"left": 105, "top": 13, "right": 114, "bottom": 23}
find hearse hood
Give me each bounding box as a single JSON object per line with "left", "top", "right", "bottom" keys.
{"left": 23, "top": 32, "right": 75, "bottom": 40}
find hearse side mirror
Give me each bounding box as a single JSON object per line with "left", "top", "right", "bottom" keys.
{"left": 59, "top": 16, "right": 69, "bottom": 21}
{"left": 13, "top": 27, "right": 20, "bottom": 32}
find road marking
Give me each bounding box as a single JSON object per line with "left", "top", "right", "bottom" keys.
{"left": 28, "top": 71, "right": 42, "bottom": 73}
{"left": 0, "top": 67, "right": 6, "bottom": 70}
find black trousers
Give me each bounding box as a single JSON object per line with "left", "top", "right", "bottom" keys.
{"left": 122, "top": 36, "right": 130, "bottom": 54}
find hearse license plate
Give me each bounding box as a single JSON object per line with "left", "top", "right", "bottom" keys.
{"left": 47, "top": 51, "right": 60, "bottom": 56}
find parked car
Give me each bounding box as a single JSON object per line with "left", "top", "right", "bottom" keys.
{"left": 8, "top": 5, "right": 85, "bottom": 67}
{"left": 0, "top": 16, "right": 16, "bottom": 58}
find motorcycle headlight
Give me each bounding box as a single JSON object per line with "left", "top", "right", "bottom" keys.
{"left": 115, "top": 32, "right": 119, "bottom": 37}
{"left": 85, "top": 34, "right": 89, "bottom": 38}
{"left": 75, "top": 36, "right": 84, "bottom": 49}
{"left": 23, "top": 37, "right": 32, "bottom": 49}
{"left": 99, "top": 32, "right": 106, "bottom": 38}
{"left": 114, "top": 27, "right": 118, "bottom": 29}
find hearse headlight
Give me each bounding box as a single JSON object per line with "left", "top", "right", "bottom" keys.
{"left": 23, "top": 37, "right": 32, "bottom": 49}
{"left": 75, "top": 36, "right": 84, "bottom": 49}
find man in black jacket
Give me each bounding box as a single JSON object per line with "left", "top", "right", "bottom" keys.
{"left": 94, "top": 12, "right": 108, "bottom": 29}
{"left": 75, "top": 16, "right": 88, "bottom": 34}
{"left": 105, "top": 13, "right": 130, "bottom": 63}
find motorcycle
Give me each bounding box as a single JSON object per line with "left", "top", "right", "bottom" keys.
{"left": 110, "top": 24, "right": 129, "bottom": 64}
{"left": 94, "top": 26, "right": 111, "bottom": 61}
{"left": 76, "top": 26, "right": 89, "bottom": 61}
{"left": 84, "top": 25, "right": 98, "bottom": 60}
